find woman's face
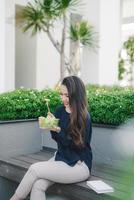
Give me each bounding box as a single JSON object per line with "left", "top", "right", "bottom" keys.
{"left": 60, "top": 85, "right": 70, "bottom": 108}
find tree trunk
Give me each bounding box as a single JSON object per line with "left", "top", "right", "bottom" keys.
{"left": 46, "top": 28, "right": 61, "bottom": 54}
{"left": 44, "top": 22, "right": 73, "bottom": 84}
{"left": 70, "top": 41, "right": 81, "bottom": 75}
{"left": 60, "top": 14, "right": 67, "bottom": 80}
{"left": 44, "top": 27, "right": 73, "bottom": 81}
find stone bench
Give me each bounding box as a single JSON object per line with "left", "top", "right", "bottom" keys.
{"left": 0, "top": 147, "right": 129, "bottom": 200}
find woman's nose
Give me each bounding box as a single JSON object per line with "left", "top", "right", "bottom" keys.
{"left": 61, "top": 95, "right": 66, "bottom": 101}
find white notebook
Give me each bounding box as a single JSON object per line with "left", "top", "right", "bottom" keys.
{"left": 86, "top": 180, "right": 114, "bottom": 194}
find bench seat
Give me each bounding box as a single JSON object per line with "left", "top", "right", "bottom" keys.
{"left": 0, "top": 148, "right": 129, "bottom": 200}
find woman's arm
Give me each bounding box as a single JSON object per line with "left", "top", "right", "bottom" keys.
{"left": 51, "top": 128, "right": 74, "bottom": 146}
{"left": 51, "top": 115, "right": 92, "bottom": 148}
{"left": 49, "top": 106, "right": 63, "bottom": 142}
{"left": 50, "top": 106, "right": 75, "bottom": 146}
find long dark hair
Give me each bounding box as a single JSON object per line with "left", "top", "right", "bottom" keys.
{"left": 62, "top": 76, "right": 88, "bottom": 148}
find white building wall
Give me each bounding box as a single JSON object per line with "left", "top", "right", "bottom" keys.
{"left": 15, "top": 23, "right": 37, "bottom": 89}
{"left": 99, "top": 0, "right": 121, "bottom": 85}
{"left": 123, "top": 0, "right": 134, "bottom": 18}
{"left": 36, "top": 31, "right": 60, "bottom": 89}
{"left": 81, "top": 0, "right": 121, "bottom": 85}
{"left": 5, "top": 0, "right": 15, "bottom": 91}
{"left": 81, "top": 0, "right": 100, "bottom": 84}
{"left": 0, "top": 0, "right": 15, "bottom": 93}
{"left": 15, "top": 1, "right": 37, "bottom": 89}
{"left": 0, "top": 0, "right": 6, "bottom": 92}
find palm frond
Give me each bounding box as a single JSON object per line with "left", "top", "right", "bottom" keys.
{"left": 39, "top": 0, "right": 60, "bottom": 18}
{"left": 70, "top": 23, "right": 79, "bottom": 41}
{"left": 16, "top": 0, "right": 59, "bottom": 35}
{"left": 70, "top": 20, "right": 98, "bottom": 49}
{"left": 55, "top": 0, "right": 83, "bottom": 14}
{"left": 17, "top": 2, "right": 47, "bottom": 35}
{"left": 68, "top": 0, "right": 83, "bottom": 8}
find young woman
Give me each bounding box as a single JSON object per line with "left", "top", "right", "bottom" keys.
{"left": 10, "top": 75, "right": 92, "bottom": 200}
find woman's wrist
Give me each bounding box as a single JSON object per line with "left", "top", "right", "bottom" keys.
{"left": 55, "top": 127, "right": 61, "bottom": 133}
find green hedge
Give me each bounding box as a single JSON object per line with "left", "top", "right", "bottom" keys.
{"left": 0, "top": 85, "right": 134, "bottom": 125}
{"left": 0, "top": 89, "right": 61, "bottom": 120}
{"left": 86, "top": 85, "right": 134, "bottom": 125}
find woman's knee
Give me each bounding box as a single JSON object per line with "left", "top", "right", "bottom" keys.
{"left": 29, "top": 162, "right": 39, "bottom": 173}
{"left": 32, "top": 179, "right": 49, "bottom": 191}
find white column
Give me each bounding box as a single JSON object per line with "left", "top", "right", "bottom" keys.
{"left": 81, "top": 0, "right": 122, "bottom": 85}
{"left": 5, "top": 0, "right": 15, "bottom": 91}
{"left": 0, "top": 0, "right": 15, "bottom": 93}
{"left": 0, "top": 0, "right": 6, "bottom": 93}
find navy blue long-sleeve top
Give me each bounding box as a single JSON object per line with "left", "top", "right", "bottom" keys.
{"left": 50, "top": 105, "right": 92, "bottom": 172}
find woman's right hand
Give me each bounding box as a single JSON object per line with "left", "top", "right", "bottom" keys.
{"left": 46, "top": 112, "right": 60, "bottom": 132}
{"left": 50, "top": 126, "right": 61, "bottom": 133}
{"left": 47, "top": 112, "right": 55, "bottom": 118}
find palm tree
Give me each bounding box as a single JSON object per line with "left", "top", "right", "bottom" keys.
{"left": 124, "top": 36, "right": 134, "bottom": 86}
{"left": 118, "top": 36, "right": 134, "bottom": 86}
{"left": 69, "top": 20, "right": 97, "bottom": 75}
{"left": 16, "top": 0, "right": 97, "bottom": 82}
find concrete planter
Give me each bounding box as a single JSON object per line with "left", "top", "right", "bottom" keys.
{"left": 0, "top": 119, "right": 42, "bottom": 158}
{"left": 92, "top": 120, "right": 134, "bottom": 165}
{"left": 42, "top": 129, "right": 57, "bottom": 149}
{"left": 92, "top": 124, "right": 126, "bottom": 165}
{"left": 1, "top": 117, "right": 133, "bottom": 164}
